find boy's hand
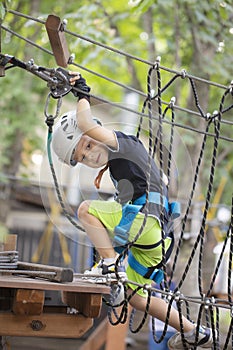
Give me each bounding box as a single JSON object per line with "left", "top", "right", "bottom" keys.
{"left": 69, "top": 71, "right": 91, "bottom": 101}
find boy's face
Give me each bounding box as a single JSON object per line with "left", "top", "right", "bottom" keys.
{"left": 71, "top": 135, "right": 109, "bottom": 168}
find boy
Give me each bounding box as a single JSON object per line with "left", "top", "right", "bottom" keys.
{"left": 52, "top": 72, "right": 214, "bottom": 349}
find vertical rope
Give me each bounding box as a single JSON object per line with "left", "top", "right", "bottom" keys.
{"left": 170, "top": 120, "right": 211, "bottom": 284}
{"left": 227, "top": 197, "right": 233, "bottom": 303}
{"left": 198, "top": 117, "right": 222, "bottom": 296}
{"left": 154, "top": 62, "right": 168, "bottom": 287}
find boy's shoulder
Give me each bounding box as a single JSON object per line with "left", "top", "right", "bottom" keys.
{"left": 115, "top": 131, "right": 143, "bottom": 144}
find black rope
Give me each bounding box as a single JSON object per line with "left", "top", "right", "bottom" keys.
{"left": 2, "top": 23, "right": 233, "bottom": 144}
{"left": 170, "top": 119, "right": 211, "bottom": 283}
{"left": 227, "top": 197, "right": 233, "bottom": 303}
{"left": 129, "top": 288, "right": 152, "bottom": 333}
{"left": 2, "top": 10, "right": 233, "bottom": 348}
{"left": 115, "top": 63, "right": 157, "bottom": 264}
{"left": 2, "top": 21, "right": 233, "bottom": 132}
{"left": 7, "top": 9, "right": 229, "bottom": 90}
{"left": 47, "top": 132, "right": 85, "bottom": 235}
{"left": 151, "top": 293, "right": 176, "bottom": 344}
{"left": 198, "top": 117, "right": 222, "bottom": 297}
{"left": 223, "top": 316, "right": 233, "bottom": 349}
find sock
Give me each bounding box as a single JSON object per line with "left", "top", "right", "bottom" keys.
{"left": 184, "top": 326, "right": 204, "bottom": 340}
{"left": 184, "top": 327, "right": 196, "bottom": 337}
{"left": 103, "top": 257, "right": 116, "bottom": 265}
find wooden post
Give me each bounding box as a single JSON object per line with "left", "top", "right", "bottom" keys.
{"left": 79, "top": 305, "right": 132, "bottom": 350}
{"left": 105, "top": 320, "right": 129, "bottom": 350}
{"left": 2, "top": 234, "right": 17, "bottom": 251}
{"left": 45, "top": 15, "right": 70, "bottom": 68}
{"left": 12, "top": 289, "right": 45, "bottom": 315}
{"left": 62, "top": 291, "right": 102, "bottom": 318}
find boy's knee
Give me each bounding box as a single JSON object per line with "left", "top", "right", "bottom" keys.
{"left": 77, "top": 200, "right": 91, "bottom": 220}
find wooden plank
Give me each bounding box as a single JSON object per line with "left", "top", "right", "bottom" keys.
{"left": 79, "top": 318, "right": 108, "bottom": 350}
{"left": 12, "top": 289, "right": 44, "bottom": 315}
{"left": 45, "top": 15, "right": 70, "bottom": 67}
{"left": 105, "top": 316, "right": 129, "bottom": 350}
{"left": 3, "top": 234, "right": 17, "bottom": 251}
{"left": 62, "top": 292, "right": 102, "bottom": 318}
{"left": 0, "top": 275, "right": 110, "bottom": 294}
{"left": 17, "top": 261, "right": 73, "bottom": 283}
{"left": 80, "top": 307, "right": 131, "bottom": 350}
{"left": 0, "top": 313, "right": 93, "bottom": 338}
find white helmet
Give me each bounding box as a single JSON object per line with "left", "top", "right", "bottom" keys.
{"left": 52, "top": 110, "right": 102, "bottom": 167}
{"left": 52, "top": 110, "right": 82, "bottom": 166}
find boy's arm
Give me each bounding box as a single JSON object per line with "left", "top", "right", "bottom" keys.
{"left": 70, "top": 72, "right": 118, "bottom": 150}
{"left": 77, "top": 99, "right": 117, "bottom": 150}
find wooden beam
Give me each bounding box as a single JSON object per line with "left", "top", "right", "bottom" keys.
{"left": 12, "top": 289, "right": 44, "bottom": 315}
{"left": 0, "top": 313, "right": 93, "bottom": 338}
{"left": 16, "top": 261, "right": 74, "bottom": 283}
{"left": 0, "top": 275, "right": 110, "bottom": 294}
{"left": 3, "top": 234, "right": 17, "bottom": 251}
{"left": 45, "top": 15, "right": 70, "bottom": 68}
{"left": 105, "top": 316, "right": 129, "bottom": 350}
{"left": 79, "top": 318, "right": 108, "bottom": 350}
{"left": 62, "top": 291, "right": 102, "bottom": 318}
{"left": 80, "top": 306, "right": 132, "bottom": 350}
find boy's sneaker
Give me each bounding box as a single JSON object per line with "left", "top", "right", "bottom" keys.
{"left": 83, "top": 259, "right": 126, "bottom": 284}
{"left": 168, "top": 325, "right": 213, "bottom": 349}
{"left": 110, "top": 283, "right": 125, "bottom": 306}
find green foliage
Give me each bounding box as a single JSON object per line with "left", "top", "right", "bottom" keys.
{"left": 0, "top": 0, "right": 11, "bottom": 20}
{"left": 0, "top": 0, "right": 232, "bottom": 204}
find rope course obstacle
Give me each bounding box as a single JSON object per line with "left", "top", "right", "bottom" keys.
{"left": 1, "top": 9, "right": 233, "bottom": 350}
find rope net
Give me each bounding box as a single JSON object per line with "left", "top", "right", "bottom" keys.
{"left": 1, "top": 9, "right": 233, "bottom": 349}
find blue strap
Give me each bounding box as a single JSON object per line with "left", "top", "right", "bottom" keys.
{"left": 169, "top": 201, "right": 180, "bottom": 219}
{"left": 133, "top": 192, "right": 168, "bottom": 211}
{"left": 118, "top": 204, "right": 142, "bottom": 227}
{"left": 134, "top": 192, "right": 180, "bottom": 218}
{"left": 128, "top": 251, "right": 164, "bottom": 284}
{"left": 113, "top": 204, "right": 142, "bottom": 253}
{"left": 113, "top": 192, "right": 180, "bottom": 254}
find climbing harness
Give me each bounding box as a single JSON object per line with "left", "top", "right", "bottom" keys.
{"left": 113, "top": 192, "right": 180, "bottom": 253}
{"left": 128, "top": 251, "right": 164, "bottom": 283}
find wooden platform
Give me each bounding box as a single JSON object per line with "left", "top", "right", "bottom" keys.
{"left": 0, "top": 274, "right": 110, "bottom": 339}
{"left": 0, "top": 275, "right": 110, "bottom": 294}
{"left": 0, "top": 235, "right": 130, "bottom": 350}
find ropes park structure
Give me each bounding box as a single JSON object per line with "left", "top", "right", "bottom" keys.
{"left": 1, "top": 9, "right": 233, "bottom": 350}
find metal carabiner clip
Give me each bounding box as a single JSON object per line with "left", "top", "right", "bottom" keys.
{"left": 44, "top": 92, "right": 63, "bottom": 131}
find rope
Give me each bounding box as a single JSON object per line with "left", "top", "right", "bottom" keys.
{"left": 6, "top": 9, "right": 229, "bottom": 90}
{"left": 44, "top": 95, "right": 86, "bottom": 242}
{"left": 2, "top": 21, "right": 233, "bottom": 134}
{"left": 1, "top": 9, "right": 233, "bottom": 348}
{"left": 46, "top": 129, "right": 85, "bottom": 235}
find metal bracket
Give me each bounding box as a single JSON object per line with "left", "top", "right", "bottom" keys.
{"left": 47, "top": 67, "right": 72, "bottom": 98}
{"left": 0, "top": 53, "right": 72, "bottom": 98}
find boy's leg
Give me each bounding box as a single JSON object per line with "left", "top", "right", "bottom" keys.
{"left": 128, "top": 289, "right": 194, "bottom": 333}
{"left": 78, "top": 200, "right": 126, "bottom": 280}
{"left": 128, "top": 290, "right": 213, "bottom": 349}
{"left": 78, "top": 200, "right": 116, "bottom": 258}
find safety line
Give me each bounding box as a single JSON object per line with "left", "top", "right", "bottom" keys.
{"left": 7, "top": 9, "right": 229, "bottom": 90}
{"left": 1, "top": 23, "right": 233, "bottom": 132}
